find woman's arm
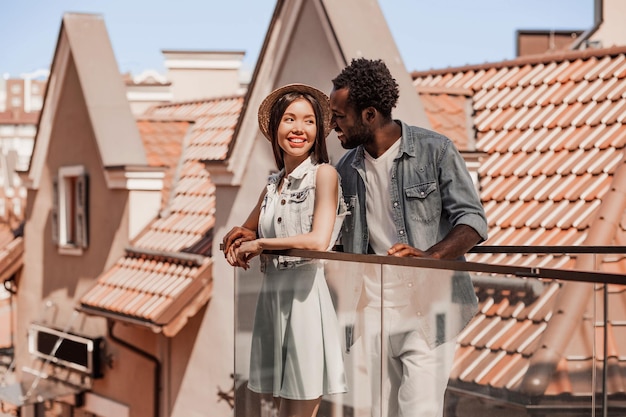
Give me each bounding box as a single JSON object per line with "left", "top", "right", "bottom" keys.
{"left": 222, "top": 188, "right": 265, "bottom": 267}
{"left": 235, "top": 165, "right": 339, "bottom": 268}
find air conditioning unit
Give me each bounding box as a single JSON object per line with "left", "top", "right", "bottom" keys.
{"left": 28, "top": 324, "right": 104, "bottom": 378}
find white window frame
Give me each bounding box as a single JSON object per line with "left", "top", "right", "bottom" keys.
{"left": 52, "top": 165, "right": 88, "bottom": 255}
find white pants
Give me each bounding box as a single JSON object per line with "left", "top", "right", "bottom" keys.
{"left": 362, "top": 305, "right": 457, "bottom": 417}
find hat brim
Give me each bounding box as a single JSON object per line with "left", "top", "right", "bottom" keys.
{"left": 258, "top": 83, "right": 332, "bottom": 141}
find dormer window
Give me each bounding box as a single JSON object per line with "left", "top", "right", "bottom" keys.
{"left": 52, "top": 166, "right": 89, "bottom": 255}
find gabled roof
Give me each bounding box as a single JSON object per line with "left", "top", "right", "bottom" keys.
{"left": 25, "top": 13, "right": 149, "bottom": 189}
{"left": 146, "top": 96, "right": 244, "bottom": 163}
{"left": 79, "top": 95, "right": 243, "bottom": 336}
{"left": 221, "top": 0, "right": 429, "bottom": 185}
{"left": 412, "top": 46, "right": 626, "bottom": 405}
{"left": 413, "top": 45, "right": 626, "bottom": 271}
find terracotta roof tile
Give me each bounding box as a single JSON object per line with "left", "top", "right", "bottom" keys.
{"left": 416, "top": 88, "right": 473, "bottom": 151}
{"left": 600, "top": 100, "right": 626, "bottom": 126}
{"left": 571, "top": 101, "right": 599, "bottom": 127}
{"left": 518, "top": 63, "right": 548, "bottom": 87}
{"left": 413, "top": 46, "right": 626, "bottom": 401}
{"left": 137, "top": 119, "right": 191, "bottom": 206}
{"left": 500, "top": 64, "right": 533, "bottom": 87}
{"left": 80, "top": 95, "right": 243, "bottom": 335}
{"left": 572, "top": 57, "right": 601, "bottom": 82}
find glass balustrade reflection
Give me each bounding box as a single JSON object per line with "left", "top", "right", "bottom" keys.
{"left": 234, "top": 255, "right": 381, "bottom": 417}
{"left": 232, "top": 249, "right": 622, "bottom": 417}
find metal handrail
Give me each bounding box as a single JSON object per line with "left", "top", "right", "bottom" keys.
{"left": 263, "top": 247, "right": 626, "bottom": 284}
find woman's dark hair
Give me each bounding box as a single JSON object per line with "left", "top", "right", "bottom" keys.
{"left": 268, "top": 91, "right": 329, "bottom": 170}
{"left": 331, "top": 58, "right": 399, "bottom": 119}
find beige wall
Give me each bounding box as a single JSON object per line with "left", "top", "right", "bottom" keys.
{"left": 589, "top": 0, "right": 626, "bottom": 47}
{"left": 271, "top": 0, "right": 347, "bottom": 163}
{"left": 164, "top": 51, "right": 246, "bottom": 101}
{"left": 93, "top": 324, "right": 158, "bottom": 417}
{"left": 17, "top": 56, "right": 142, "bottom": 407}
{"left": 169, "top": 138, "right": 276, "bottom": 417}
{"left": 168, "top": 68, "right": 243, "bottom": 101}
{"left": 0, "top": 292, "right": 12, "bottom": 349}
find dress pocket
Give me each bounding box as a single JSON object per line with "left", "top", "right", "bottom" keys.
{"left": 285, "top": 186, "right": 314, "bottom": 233}
{"left": 287, "top": 188, "right": 311, "bottom": 203}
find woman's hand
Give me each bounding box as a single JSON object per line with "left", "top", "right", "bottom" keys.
{"left": 222, "top": 227, "right": 257, "bottom": 267}
{"left": 234, "top": 240, "right": 263, "bottom": 270}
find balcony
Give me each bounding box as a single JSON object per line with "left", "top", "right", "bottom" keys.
{"left": 232, "top": 246, "right": 626, "bottom": 417}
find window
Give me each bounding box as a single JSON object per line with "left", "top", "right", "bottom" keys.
{"left": 52, "top": 166, "right": 89, "bottom": 254}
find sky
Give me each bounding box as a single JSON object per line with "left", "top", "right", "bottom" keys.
{"left": 0, "top": 0, "right": 594, "bottom": 79}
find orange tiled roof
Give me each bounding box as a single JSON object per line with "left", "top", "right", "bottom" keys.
{"left": 79, "top": 95, "right": 244, "bottom": 336}
{"left": 413, "top": 46, "right": 626, "bottom": 404}
{"left": 137, "top": 118, "right": 192, "bottom": 207}
{"left": 145, "top": 96, "right": 244, "bottom": 162}
{"left": 417, "top": 86, "right": 474, "bottom": 151}
{"left": 413, "top": 46, "right": 626, "bottom": 271}
{"left": 133, "top": 95, "right": 244, "bottom": 252}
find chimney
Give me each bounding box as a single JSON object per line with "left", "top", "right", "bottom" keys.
{"left": 162, "top": 50, "right": 246, "bottom": 102}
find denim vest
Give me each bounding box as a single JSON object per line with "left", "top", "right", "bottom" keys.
{"left": 259, "top": 156, "right": 348, "bottom": 271}
{"left": 335, "top": 120, "right": 489, "bottom": 348}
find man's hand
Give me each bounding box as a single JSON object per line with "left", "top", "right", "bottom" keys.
{"left": 387, "top": 243, "right": 436, "bottom": 258}
{"left": 387, "top": 225, "right": 482, "bottom": 260}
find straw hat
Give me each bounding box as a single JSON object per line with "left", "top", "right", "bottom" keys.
{"left": 258, "top": 83, "right": 332, "bottom": 141}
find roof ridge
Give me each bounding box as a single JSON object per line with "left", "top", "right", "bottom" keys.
{"left": 416, "top": 85, "right": 473, "bottom": 96}
{"left": 411, "top": 45, "right": 626, "bottom": 78}
{"left": 135, "top": 115, "right": 196, "bottom": 123}
{"left": 151, "top": 93, "right": 244, "bottom": 109}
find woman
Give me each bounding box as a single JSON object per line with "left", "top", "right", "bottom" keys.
{"left": 222, "top": 84, "right": 348, "bottom": 417}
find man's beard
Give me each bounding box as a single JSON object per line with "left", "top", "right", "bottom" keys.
{"left": 340, "top": 120, "right": 374, "bottom": 150}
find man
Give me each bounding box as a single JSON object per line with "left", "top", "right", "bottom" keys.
{"left": 330, "top": 58, "right": 488, "bottom": 417}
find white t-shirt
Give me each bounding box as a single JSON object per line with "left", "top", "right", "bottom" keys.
{"left": 363, "top": 138, "right": 410, "bottom": 307}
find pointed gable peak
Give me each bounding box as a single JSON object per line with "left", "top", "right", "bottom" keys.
{"left": 222, "top": 0, "right": 429, "bottom": 185}
{"left": 26, "top": 13, "right": 148, "bottom": 188}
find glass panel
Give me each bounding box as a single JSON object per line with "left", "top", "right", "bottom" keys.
{"left": 325, "top": 259, "right": 382, "bottom": 417}
{"left": 378, "top": 265, "right": 464, "bottom": 417}
{"left": 384, "top": 265, "right": 599, "bottom": 417}
{"left": 234, "top": 254, "right": 382, "bottom": 417}
{"left": 232, "top": 249, "right": 626, "bottom": 416}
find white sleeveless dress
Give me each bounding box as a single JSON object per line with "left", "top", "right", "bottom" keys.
{"left": 247, "top": 166, "right": 348, "bottom": 400}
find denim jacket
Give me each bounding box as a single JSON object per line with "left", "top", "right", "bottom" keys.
{"left": 259, "top": 156, "right": 348, "bottom": 271}
{"left": 335, "top": 120, "right": 488, "bottom": 348}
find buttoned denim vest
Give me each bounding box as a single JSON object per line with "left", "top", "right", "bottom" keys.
{"left": 335, "top": 120, "right": 489, "bottom": 348}
{"left": 259, "top": 156, "right": 348, "bottom": 271}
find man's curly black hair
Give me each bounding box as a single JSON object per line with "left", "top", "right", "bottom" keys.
{"left": 331, "top": 58, "right": 399, "bottom": 119}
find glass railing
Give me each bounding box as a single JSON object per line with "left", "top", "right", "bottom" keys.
{"left": 233, "top": 247, "right": 626, "bottom": 417}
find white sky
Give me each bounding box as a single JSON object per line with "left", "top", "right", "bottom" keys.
{"left": 0, "top": 0, "right": 594, "bottom": 78}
